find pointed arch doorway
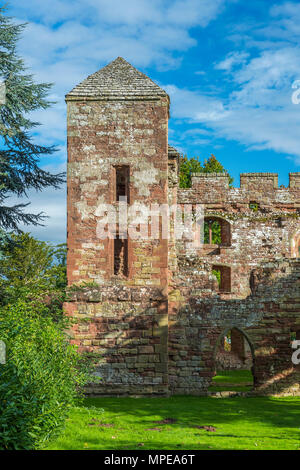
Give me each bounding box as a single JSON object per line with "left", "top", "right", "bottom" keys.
{"left": 210, "top": 327, "right": 255, "bottom": 392}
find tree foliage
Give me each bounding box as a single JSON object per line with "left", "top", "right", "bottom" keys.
{"left": 204, "top": 220, "right": 221, "bottom": 245}
{"left": 0, "top": 7, "right": 64, "bottom": 231}
{"left": 179, "top": 153, "right": 234, "bottom": 188}
{"left": 0, "top": 233, "right": 67, "bottom": 319}
{"left": 0, "top": 234, "right": 96, "bottom": 450}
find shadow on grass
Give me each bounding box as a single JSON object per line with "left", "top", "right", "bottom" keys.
{"left": 46, "top": 395, "right": 300, "bottom": 450}
{"left": 83, "top": 395, "right": 300, "bottom": 432}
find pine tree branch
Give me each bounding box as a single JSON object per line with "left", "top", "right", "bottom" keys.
{"left": 0, "top": 7, "right": 64, "bottom": 232}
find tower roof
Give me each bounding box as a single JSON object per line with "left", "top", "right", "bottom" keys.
{"left": 66, "top": 57, "right": 168, "bottom": 100}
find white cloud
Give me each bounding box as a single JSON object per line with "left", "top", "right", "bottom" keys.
{"left": 9, "top": 186, "right": 66, "bottom": 244}
{"left": 215, "top": 51, "right": 249, "bottom": 72}
{"left": 165, "top": 84, "right": 229, "bottom": 121}
{"left": 11, "top": 0, "right": 225, "bottom": 28}
{"left": 8, "top": 0, "right": 227, "bottom": 242}
{"left": 166, "top": 0, "right": 225, "bottom": 27}
{"left": 212, "top": 106, "right": 300, "bottom": 165}
{"left": 84, "top": 0, "right": 164, "bottom": 25}
{"left": 271, "top": 1, "right": 300, "bottom": 34}
{"left": 165, "top": 3, "right": 300, "bottom": 166}
{"left": 167, "top": 50, "right": 300, "bottom": 163}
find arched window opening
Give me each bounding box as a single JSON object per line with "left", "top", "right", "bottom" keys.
{"left": 204, "top": 217, "right": 231, "bottom": 246}
{"left": 210, "top": 328, "right": 254, "bottom": 392}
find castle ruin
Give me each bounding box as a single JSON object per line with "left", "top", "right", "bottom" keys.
{"left": 65, "top": 57, "right": 300, "bottom": 396}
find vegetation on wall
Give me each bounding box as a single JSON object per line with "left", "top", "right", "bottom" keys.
{"left": 178, "top": 154, "right": 230, "bottom": 245}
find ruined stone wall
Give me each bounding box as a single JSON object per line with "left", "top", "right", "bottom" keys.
{"left": 168, "top": 172, "right": 300, "bottom": 395}
{"left": 176, "top": 172, "right": 299, "bottom": 299}
{"left": 65, "top": 81, "right": 300, "bottom": 397}
{"left": 168, "top": 258, "right": 300, "bottom": 395}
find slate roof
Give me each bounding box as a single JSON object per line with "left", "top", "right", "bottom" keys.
{"left": 66, "top": 57, "right": 168, "bottom": 100}
{"left": 168, "top": 145, "right": 180, "bottom": 157}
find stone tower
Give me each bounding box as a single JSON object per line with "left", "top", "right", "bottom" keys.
{"left": 65, "top": 57, "right": 170, "bottom": 395}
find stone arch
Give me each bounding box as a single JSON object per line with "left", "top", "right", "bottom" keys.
{"left": 213, "top": 327, "right": 255, "bottom": 362}
{"left": 291, "top": 231, "right": 300, "bottom": 258}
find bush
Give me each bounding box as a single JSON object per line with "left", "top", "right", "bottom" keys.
{"left": 0, "top": 233, "right": 67, "bottom": 322}
{"left": 0, "top": 300, "right": 89, "bottom": 449}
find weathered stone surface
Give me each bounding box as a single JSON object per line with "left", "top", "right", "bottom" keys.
{"left": 65, "top": 57, "right": 300, "bottom": 396}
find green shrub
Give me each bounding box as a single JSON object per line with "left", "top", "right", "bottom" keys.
{"left": 0, "top": 300, "right": 89, "bottom": 449}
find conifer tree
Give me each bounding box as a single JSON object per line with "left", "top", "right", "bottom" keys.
{"left": 0, "top": 7, "right": 64, "bottom": 231}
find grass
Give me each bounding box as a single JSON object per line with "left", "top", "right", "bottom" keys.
{"left": 46, "top": 395, "right": 300, "bottom": 450}
{"left": 212, "top": 369, "right": 253, "bottom": 385}
{"left": 209, "top": 369, "right": 253, "bottom": 392}
{"left": 208, "top": 386, "right": 252, "bottom": 392}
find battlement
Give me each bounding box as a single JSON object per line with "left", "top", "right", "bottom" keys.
{"left": 190, "top": 173, "right": 230, "bottom": 202}
{"left": 240, "top": 173, "right": 278, "bottom": 190}
{"left": 178, "top": 172, "right": 300, "bottom": 206}
{"left": 190, "top": 172, "right": 300, "bottom": 190}
{"left": 289, "top": 173, "right": 300, "bottom": 189}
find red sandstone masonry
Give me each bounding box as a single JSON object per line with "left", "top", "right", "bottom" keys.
{"left": 65, "top": 58, "right": 170, "bottom": 395}
{"left": 170, "top": 167, "right": 300, "bottom": 394}
{"left": 65, "top": 57, "right": 300, "bottom": 396}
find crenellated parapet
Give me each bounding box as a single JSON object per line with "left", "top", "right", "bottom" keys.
{"left": 178, "top": 172, "right": 300, "bottom": 208}
{"left": 289, "top": 173, "right": 300, "bottom": 190}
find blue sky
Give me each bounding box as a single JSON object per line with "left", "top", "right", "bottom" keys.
{"left": 7, "top": 0, "right": 300, "bottom": 243}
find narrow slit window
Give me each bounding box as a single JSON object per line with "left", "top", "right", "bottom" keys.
{"left": 113, "top": 166, "right": 129, "bottom": 277}
{"left": 114, "top": 236, "right": 128, "bottom": 277}
{"left": 115, "top": 165, "right": 129, "bottom": 202}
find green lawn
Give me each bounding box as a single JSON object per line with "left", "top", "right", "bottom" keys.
{"left": 212, "top": 370, "right": 253, "bottom": 385}
{"left": 46, "top": 395, "right": 300, "bottom": 450}
{"left": 209, "top": 369, "right": 253, "bottom": 392}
